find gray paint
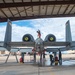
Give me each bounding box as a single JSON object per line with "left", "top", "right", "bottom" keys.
{"left": 4, "top": 19, "right": 12, "bottom": 51}
{"left": 66, "top": 20, "right": 72, "bottom": 42}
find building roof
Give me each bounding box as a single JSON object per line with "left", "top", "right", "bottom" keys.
{"left": 0, "top": 0, "right": 75, "bottom": 22}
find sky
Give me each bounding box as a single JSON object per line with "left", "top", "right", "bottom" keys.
{"left": 0, "top": 17, "right": 75, "bottom": 42}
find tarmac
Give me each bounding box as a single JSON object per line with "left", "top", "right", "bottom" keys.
{"left": 0, "top": 54, "right": 75, "bottom": 75}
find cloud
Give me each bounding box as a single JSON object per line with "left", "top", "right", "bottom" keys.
{"left": 0, "top": 17, "right": 75, "bottom": 42}
{"left": 0, "top": 25, "right": 6, "bottom": 41}
{"left": 12, "top": 24, "right": 37, "bottom": 41}
{"left": 30, "top": 17, "right": 75, "bottom": 41}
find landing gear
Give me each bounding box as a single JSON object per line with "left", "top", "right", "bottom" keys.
{"left": 38, "top": 51, "right": 45, "bottom": 66}
{"left": 40, "top": 53, "right": 42, "bottom": 66}
{"left": 50, "top": 54, "right": 54, "bottom": 65}
{"left": 59, "top": 50, "right": 62, "bottom": 65}
{"left": 49, "top": 52, "right": 54, "bottom": 66}
{"left": 34, "top": 52, "right": 36, "bottom": 64}
{"left": 49, "top": 51, "right": 62, "bottom": 66}
{"left": 20, "top": 52, "right": 25, "bottom": 63}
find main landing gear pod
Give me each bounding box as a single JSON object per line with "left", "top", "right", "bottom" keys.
{"left": 44, "top": 34, "right": 56, "bottom": 42}
{"left": 22, "top": 34, "right": 34, "bottom": 42}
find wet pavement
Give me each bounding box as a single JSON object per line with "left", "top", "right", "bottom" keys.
{"left": 0, "top": 61, "right": 75, "bottom": 75}
{"left": 45, "top": 59, "right": 75, "bottom": 66}
{"left": 0, "top": 55, "right": 75, "bottom": 75}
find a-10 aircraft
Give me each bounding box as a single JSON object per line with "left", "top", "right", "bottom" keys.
{"left": 0, "top": 19, "right": 74, "bottom": 52}
{"left": 0, "top": 19, "right": 75, "bottom": 64}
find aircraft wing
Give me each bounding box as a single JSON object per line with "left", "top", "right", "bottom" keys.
{"left": 46, "top": 47, "right": 70, "bottom": 52}
{"left": 7, "top": 42, "right": 35, "bottom": 47}
{"left": 44, "top": 42, "right": 70, "bottom": 46}
{"left": 7, "top": 41, "right": 70, "bottom": 48}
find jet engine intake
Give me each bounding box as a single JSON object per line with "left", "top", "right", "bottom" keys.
{"left": 44, "top": 34, "right": 56, "bottom": 42}
{"left": 22, "top": 34, "right": 34, "bottom": 42}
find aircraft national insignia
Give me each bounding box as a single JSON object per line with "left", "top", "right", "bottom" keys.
{"left": 50, "top": 37, "right": 54, "bottom": 41}
{"left": 24, "top": 37, "right": 29, "bottom": 41}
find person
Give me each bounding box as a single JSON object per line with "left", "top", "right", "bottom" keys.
{"left": 20, "top": 56, "right": 23, "bottom": 63}
{"left": 49, "top": 54, "right": 54, "bottom": 65}
{"left": 55, "top": 56, "right": 58, "bottom": 65}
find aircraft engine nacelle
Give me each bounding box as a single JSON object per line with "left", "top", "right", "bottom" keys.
{"left": 22, "top": 34, "right": 34, "bottom": 42}
{"left": 44, "top": 34, "right": 56, "bottom": 42}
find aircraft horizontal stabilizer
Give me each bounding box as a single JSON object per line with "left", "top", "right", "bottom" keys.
{"left": 44, "top": 42, "right": 70, "bottom": 46}
{"left": 7, "top": 42, "right": 35, "bottom": 47}
{"left": 0, "top": 42, "right": 4, "bottom": 47}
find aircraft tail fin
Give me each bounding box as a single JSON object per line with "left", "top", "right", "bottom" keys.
{"left": 66, "top": 20, "right": 72, "bottom": 42}
{"left": 4, "top": 19, "right": 12, "bottom": 50}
